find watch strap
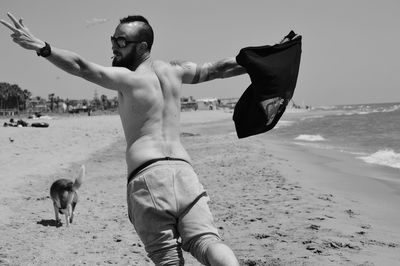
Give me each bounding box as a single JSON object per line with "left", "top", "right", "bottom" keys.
{"left": 36, "top": 42, "right": 51, "bottom": 57}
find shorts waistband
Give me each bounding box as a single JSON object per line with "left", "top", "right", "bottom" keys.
{"left": 127, "top": 157, "right": 190, "bottom": 184}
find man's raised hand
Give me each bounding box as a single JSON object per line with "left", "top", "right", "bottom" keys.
{"left": 1, "top": 12, "right": 45, "bottom": 51}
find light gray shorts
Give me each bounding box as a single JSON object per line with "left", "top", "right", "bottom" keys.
{"left": 127, "top": 160, "right": 221, "bottom": 265}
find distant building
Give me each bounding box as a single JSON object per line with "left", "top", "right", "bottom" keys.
{"left": 67, "top": 99, "right": 90, "bottom": 114}
{"left": 180, "top": 97, "right": 238, "bottom": 111}
{"left": 218, "top": 98, "right": 239, "bottom": 109}
{"left": 26, "top": 98, "right": 49, "bottom": 113}
{"left": 196, "top": 98, "right": 218, "bottom": 110}
{"left": 180, "top": 96, "right": 198, "bottom": 111}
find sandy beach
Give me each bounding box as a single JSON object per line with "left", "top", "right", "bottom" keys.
{"left": 1, "top": 110, "right": 399, "bottom": 265}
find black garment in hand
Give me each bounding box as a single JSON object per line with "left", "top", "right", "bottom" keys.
{"left": 233, "top": 31, "right": 302, "bottom": 138}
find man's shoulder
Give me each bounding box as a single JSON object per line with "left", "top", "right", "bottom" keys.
{"left": 152, "top": 60, "right": 182, "bottom": 74}
{"left": 154, "top": 59, "right": 192, "bottom": 69}
{"left": 169, "top": 60, "right": 193, "bottom": 69}
{"left": 153, "top": 59, "right": 177, "bottom": 68}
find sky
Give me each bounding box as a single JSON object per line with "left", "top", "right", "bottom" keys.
{"left": 1, "top": 0, "right": 399, "bottom": 106}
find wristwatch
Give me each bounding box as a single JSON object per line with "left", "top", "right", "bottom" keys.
{"left": 36, "top": 42, "right": 51, "bottom": 57}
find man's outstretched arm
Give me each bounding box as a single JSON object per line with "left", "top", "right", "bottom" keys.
{"left": 1, "top": 12, "right": 131, "bottom": 90}
{"left": 173, "top": 31, "right": 302, "bottom": 85}
{"left": 172, "top": 57, "right": 247, "bottom": 84}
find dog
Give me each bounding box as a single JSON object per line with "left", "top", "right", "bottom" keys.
{"left": 50, "top": 165, "right": 85, "bottom": 226}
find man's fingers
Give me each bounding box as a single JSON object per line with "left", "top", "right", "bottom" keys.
{"left": 0, "top": 19, "right": 18, "bottom": 32}
{"left": 11, "top": 32, "right": 24, "bottom": 40}
{"left": 19, "top": 18, "right": 25, "bottom": 27}
{"left": 7, "top": 12, "right": 22, "bottom": 29}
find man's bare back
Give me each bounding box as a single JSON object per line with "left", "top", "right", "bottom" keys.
{"left": 118, "top": 60, "right": 192, "bottom": 174}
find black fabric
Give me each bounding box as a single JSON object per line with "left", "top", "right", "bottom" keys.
{"left": 233, "top": 31, "right": 302, "bottom": 138}
{"left": 127, "top": 157, "right": 191, "bottom": 184}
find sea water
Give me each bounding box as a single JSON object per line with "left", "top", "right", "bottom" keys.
{"left": 272, "top": 102, "right": 400, "bottom": 170}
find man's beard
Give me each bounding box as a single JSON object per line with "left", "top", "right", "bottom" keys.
{"left": 112, "top": 48, "right": 138, "bottom": 69}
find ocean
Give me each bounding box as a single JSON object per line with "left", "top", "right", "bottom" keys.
{"left": 272, "top": 102, "right": 400, "bottom": 170}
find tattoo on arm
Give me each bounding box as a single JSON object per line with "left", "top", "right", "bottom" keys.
{"left": 192, "top": 66, "right": 201, "bottom": 83}
{"left": 171, "top": 58, "right": 245, "bottom": 84}
{"left": 170, "top": 60, "right": 209, "bottom": 84}
{"left": 192, "top": 63, "right": 212, "bottom": 84}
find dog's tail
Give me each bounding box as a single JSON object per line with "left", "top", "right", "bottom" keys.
{"left": 72, "top": 165, "right": 85, "bottom": 191}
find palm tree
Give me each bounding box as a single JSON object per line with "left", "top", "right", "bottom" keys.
{"left": 23, "top": 89, "right": 32, "bottom": 110}
{"left": 100, "top": 94, "right": 108, "bottom": 110}
{"left": 0, "top": 83, "right": 33, "bottom": 112}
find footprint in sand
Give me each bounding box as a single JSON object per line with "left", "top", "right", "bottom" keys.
{"left": 345, "top": 209, "right": 358, "bottom": 218}
{"left": 308, "top": 217, "right": 326, "bottom": 221}
{"left": 361, "top": 239, "right": 399, "bottom": 248}
{"left": 113, "top": 235, "right": 123, "bottom": 243}
{"left": 360, "top": 224, "right": 371, "bottom": 229}
{"left": 305, "top": 245, "right": 323, "bottom": 254}
{"left": 317, "top": 194, "right": 334, "bottom": 202}
{"left": 308, "top": 224, "right": 321, "bottom": 230}
{"left": 253, "top": 233, "right": 271, "bottom": 240}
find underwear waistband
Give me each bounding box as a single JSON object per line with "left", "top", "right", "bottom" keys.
{"left": 127, "top": 157, "right": 190, "bottom": 184}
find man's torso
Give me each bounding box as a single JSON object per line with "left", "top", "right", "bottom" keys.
{"left": 117, "top": 60, "right": 191, "bottom": 175}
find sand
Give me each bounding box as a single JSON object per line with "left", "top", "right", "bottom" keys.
{"left": 0, "top": 110, "right": 399, "bottom": 265}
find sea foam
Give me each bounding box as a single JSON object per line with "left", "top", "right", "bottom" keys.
{"left": 275, "top": 120, "right": 295, "bottom": 129}
{"left": 358, "top": 149, "right": 400, "bottom": 169}
{"left": 337, "top": 104, "right": 400, "bottom": 116}
{"left": 294, "top": 134, "right": 326, "bottom": 142}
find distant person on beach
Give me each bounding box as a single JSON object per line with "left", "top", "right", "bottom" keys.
{"left": 1, "top": 12, "right": 293, "bottom": 265}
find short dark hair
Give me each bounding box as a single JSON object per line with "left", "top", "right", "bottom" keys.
{"left": 119, "top": 15, "right": 154, "bottom": 51}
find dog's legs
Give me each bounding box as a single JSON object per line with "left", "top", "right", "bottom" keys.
{"left": 65, "top": 204, "right": 73, "bottom": 226}
{"left": 53, "top": 203, "right": 61, "bottom": 224}
{"left": 70, "top": 210, "right": 74, "bottom": 224}
{"left": 64, "top": 212, "right": 70, "bottom": 227}
{"left": 68, "top": 204, "right": 74, "bottom": 224}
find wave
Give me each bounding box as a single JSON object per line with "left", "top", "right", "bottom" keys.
{"left": 300, "top": 115, "right": 325, "bottom": 121}
{"left": 358, "top": 149, "right": 400, "bottom": 169}
{"left": 314, "top": 105, "right": 336, "bottom": 111}
{"left": 335, "top": 104, "right": 400, "bottom": 116}
{"left": 275, "top": 120, "right": 295, "bottom": 129}
{"left": 382, "top": 104, "right": 400, "bottom": 113}
{"left": 294, "top": 134, "right": 326, "bottom": 142}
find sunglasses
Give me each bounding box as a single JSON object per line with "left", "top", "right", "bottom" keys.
{"left": 111, "top": 36, "right": 141, "bottom": 48}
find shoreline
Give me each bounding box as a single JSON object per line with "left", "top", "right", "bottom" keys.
{"left": 265, "top": 134, "right": 400, "bottom": 227}
{"left": 1, "top": 110, "right": 399, "bottom": 265}
{"left": 259, "top": 135, "right": 400, "bottom": 265}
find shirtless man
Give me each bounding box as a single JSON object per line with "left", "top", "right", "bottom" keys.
{"left": 1, "top": 13, "right": 246, "bottom": 265}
